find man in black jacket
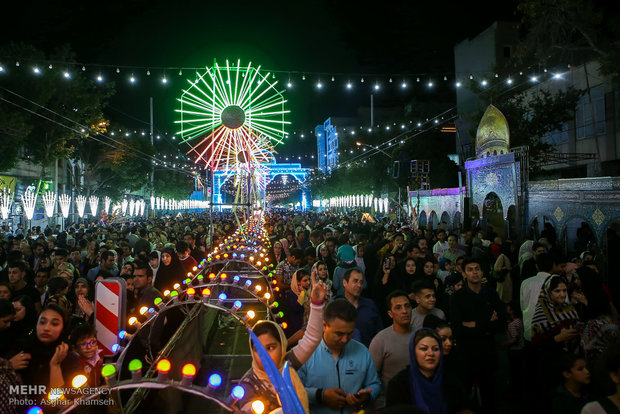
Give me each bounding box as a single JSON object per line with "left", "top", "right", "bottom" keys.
{"left": 450, "top": 257, "right": 506, "bottom": 414}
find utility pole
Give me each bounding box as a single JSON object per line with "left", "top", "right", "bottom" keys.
{"left": 150, "top": 97, "right": 155, "bottom": 216}
{"left": 370, "top": 94, "right": 374, "bottom": 127}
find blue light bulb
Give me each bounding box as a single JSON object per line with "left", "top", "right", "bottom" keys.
{"left": 232, "top": 385, "right": 245, "bottom": 399}
{"left": 208, "top": 373, "right": 222, "bottom": 387}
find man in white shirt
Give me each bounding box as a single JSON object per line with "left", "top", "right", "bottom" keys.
{"left": 519, "top": 252, "right": 566, "bottom": 341}
{"left": 433, "top": 229, "right": 450, "bottom": 258}
{"left": 410, "top": 280, "right": 445, "bottom": 329}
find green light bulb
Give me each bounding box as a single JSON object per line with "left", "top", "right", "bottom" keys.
{"left": 128, "top": 359, "right": 142, "bottom": 372}
{"left": 154, "top": 297, "right": 163, "bottom": 305}
{"left": 170, "top": 290, "right": 179, "bottom": 297}
{"left": 102, "top": 364, "right": 116, "bottom": 377}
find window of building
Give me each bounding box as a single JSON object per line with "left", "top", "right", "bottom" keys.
{"left": 542, "top": 121, "right": 569, "bottom": 145}
{"left": 576, "top": 85, "right": 605, "bottom": 140}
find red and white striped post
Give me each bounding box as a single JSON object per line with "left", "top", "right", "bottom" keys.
{"left": 95, "top": 278, "right": 127, "bottom": 356}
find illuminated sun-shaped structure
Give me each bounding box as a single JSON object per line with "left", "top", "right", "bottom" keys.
{"left": 176, "top": 60, "right": 289, "bottom": 173}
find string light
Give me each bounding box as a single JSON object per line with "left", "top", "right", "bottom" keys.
{"left": 75, "top": 195, "right": 86, "bottom": 218}
{"left": 0, "top": 189, "right": 12, "bottom": 219}
{"left": 21, "top": 189, "right": 37, "bottom": 220}
{"left": 88, "top": 195, "right": 98, "bottom": 216}
{"left": 58, "top": 194, "right": 71, "bottom": 218}
{"left": 42, "top": 192, "right": 56, "bottom": 218}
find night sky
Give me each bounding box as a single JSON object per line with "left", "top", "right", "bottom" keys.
{"left": 1, "top": 0, "right": 518, "bottom": 165}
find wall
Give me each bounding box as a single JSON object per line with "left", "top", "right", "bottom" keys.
{"left": 526, "top": 177, "right": 620, "bottom": 246}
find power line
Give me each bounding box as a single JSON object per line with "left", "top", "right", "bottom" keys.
{"left": 0, "top": 91, "right": 197, "bottom": 178}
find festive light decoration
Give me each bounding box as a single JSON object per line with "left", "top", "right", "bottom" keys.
{"left": 0, "top": 188, "right": 11, "bottom": 219}
{"left": 88, "top": 195, "right": 99, "bottom": 217}
{"left": 181, "top": 363, "right": 196, "bottom": 386}
{"left": 156, "top": 359, "right": 171, "bottom": 381}
{"left": 231, "top": 385, "right": 246, "bottom": 400}
{"left": 208, "top": 373, "right": 222, "bottom": 388}
{"left": 121, "top": 199, "right": 128, "bottom": 215}
{"left": 251, "top": 400, "right": 265, "bottom": 414}
{"left": 72, "top": 374, "right": 88, "bottom": 388}
{"left": 75, "top": 195, "right": 87, "bottom": 218}
{"left": 21, "top": 189, "right": 37, "bottom": 220}
{"left": 129, "top": 359, "right": 142, "bottom": 380}
{"left": 176, "top": 60, "right": 288, "bottom": 172}
{"left": 104, "top": 196, "right": 111, "bottom": 214}
{"left": 101, "top": 364, "right": 117, "bottom": 385}
{"left": 48, "top": 389, "right": 63, "bottom": 402}
{"left": 129, "top": 199, "right": 135, "bottom": 216}
{"left": 42, "top": 192, "right": 56, "bottom": 218}
{"left": 58, "top": 194, "right": 71, "bottom": 218}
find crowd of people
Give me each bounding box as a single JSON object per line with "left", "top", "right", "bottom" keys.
{"left": 0, "top": 209, "right": 618, "bottom": 414}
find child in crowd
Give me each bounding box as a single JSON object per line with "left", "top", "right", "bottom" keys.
{"left": 44, "top": 276, "right": 72, "bottom": 313}
{"left": 69, "top": 323, "right": 102, "bottom": 387}
{"left": 551, "top": 353, "right": 591, "bottom": 414}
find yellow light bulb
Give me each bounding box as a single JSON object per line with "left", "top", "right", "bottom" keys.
{"left": 251, "top": 400, "right": 265, "bottom": 414}
{"left": 72, "top": 374, "right": 88, "bottom": 388}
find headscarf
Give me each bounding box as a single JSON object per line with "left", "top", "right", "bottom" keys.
{"left": 408, "top": 328, "right": 446, "bottom": 414}
{"left": 149, "top": 249, "right": 162, "bottom": 280}
{"left": 531, "top": 275, "right": 580, "bottom": 341}
{"left": 353, "top": 245, "right": 366, "bottom": 274}
{"left": 290, "top": 270, "right": 309, "bottom": 304}
{"left": 153, "top": 247, "right": 184, "bottom": 292}
{"left": 310, "top": 261, "right": 333, "bottom": 302}
{"left": 272, "top": 241, "right": 285, "bottom": 264}
{"left": 249, "top": 320, "right": 309, "bottom": 413}
{"left": 518, "top": 240, "right": 534, "bottom": 267}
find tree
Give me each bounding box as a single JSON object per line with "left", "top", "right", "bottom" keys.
{"left": 517, "top": 0, "right": 620, "bottom": 83}
{"left": 0, "top": 42, "right": 114, "bottom": 176}
{"left": 154, "top": 169, "right": 194, "bottom": 200}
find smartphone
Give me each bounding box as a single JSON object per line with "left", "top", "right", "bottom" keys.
{"left": 384, "top": 257, "right": 391, "bottom": 268}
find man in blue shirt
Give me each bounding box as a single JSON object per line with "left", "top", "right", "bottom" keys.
{"left": 342, "top": 269, "right": 382, "bottom": 346}
{"left": 86, "top": 250, "right": 119, "bottom": 282}
{"left": 298, "top": 299, "right": 381, "bottom": 413}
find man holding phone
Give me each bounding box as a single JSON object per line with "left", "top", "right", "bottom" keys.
{"left": 299, "top": 299, "right": 381, "bottom": 413}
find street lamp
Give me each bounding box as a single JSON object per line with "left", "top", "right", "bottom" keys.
{"left": 355, "top": 141, "right": 391, "bottom": 158}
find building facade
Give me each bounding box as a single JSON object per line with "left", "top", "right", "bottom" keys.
{"left": 315, "top": 118, "right": 339, "bottom": 173}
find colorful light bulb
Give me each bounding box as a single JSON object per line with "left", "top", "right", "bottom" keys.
{"left": 156, "top": 359, "right": 171, "bottom": 381}
{"left": 181, "top": 363, "right": 196, "bottom": 386}
{"left": 208, "top": 373, "right": 222, "bottom": 388}
{"left": 72, "top": 374, "right": 87, "bottom": 388}
{"left": 251, "top": 400, "right": 265, "bottom": 414}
